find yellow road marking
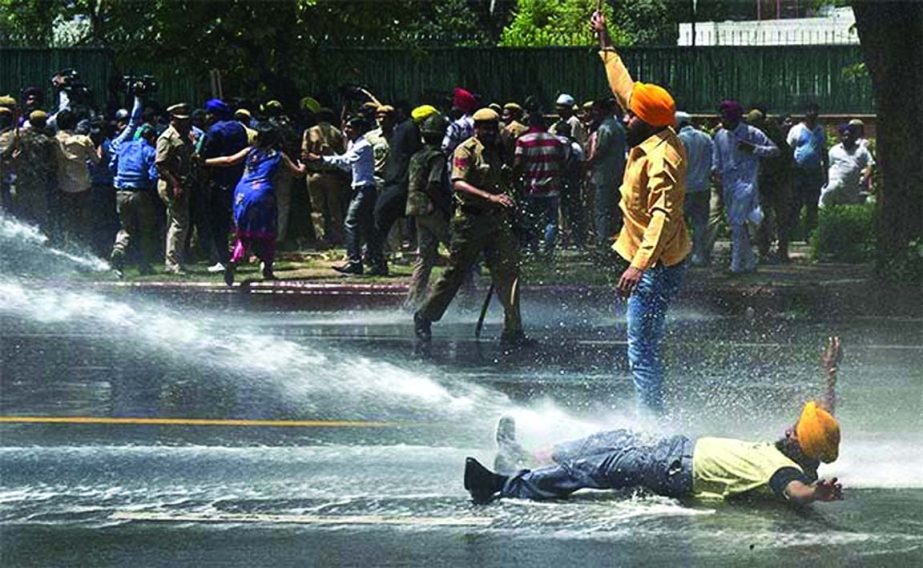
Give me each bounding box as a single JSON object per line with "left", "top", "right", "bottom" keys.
{"left": 0, "top": 416, "right": 401, "bottom": 428}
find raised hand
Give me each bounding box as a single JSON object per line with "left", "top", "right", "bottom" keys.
{"left": 822, "top": 336, "right": 843, "bottom": 374}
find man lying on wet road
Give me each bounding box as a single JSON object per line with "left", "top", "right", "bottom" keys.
{"left": 465, "top": 338, "right": 844, "bottom": 507}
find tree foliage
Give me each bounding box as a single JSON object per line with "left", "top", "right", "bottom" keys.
{"left": 499, "top": 0, "right": 679, "bottom": 47}
{"left": 0, "top": 1, "right": 509, "bottom": 106}
{"left": 500, "top": 0, "right": 621, "bottom": 47}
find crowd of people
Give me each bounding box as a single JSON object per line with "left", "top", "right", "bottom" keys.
{"left": 0, "top": 71, "right": 874, "bottom": 287}
{"left": 0, "top": 8, "right": 856, "bottom": 510}
{"left": 0, "top": 66, "right": 876, "bottom": 404}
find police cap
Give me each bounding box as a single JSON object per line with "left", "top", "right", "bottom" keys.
{"left": 472, "top": 108, "right": 499, "bottom": 123}
{"left": 167, "top": 103, "right": 191, "bottom": 119}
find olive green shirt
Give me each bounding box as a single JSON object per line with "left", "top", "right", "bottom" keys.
{"left": 406, "top": 144, "right": 449, "bottom": 217}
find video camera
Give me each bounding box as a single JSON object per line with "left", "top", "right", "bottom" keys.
{"left": 51, "top": 68, "right": 92, "bottom": 100}
{"left": 121, "top": 75, "right": 158, "bottom": 97}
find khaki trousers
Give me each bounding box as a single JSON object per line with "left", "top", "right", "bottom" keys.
{"left": 158, "top": 185, "right": 190, "bottom": 270}
{"left": 113, "top": 190, "right": 158, "bottom": 267}
{"left": 307, "top": 172, "right": 347, "bottom": 244}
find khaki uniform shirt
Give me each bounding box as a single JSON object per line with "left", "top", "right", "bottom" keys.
{"left": 365, "top": 127, "right": 391, "bottom": 183}
{"left": 155, "top": 125, "right": 193, "bottom": 195}
{"left": 55, "top": 130, "right": 99, "bottom": 194}
{"left": 451, "top": 136, "right": 504, "bottom": 213}
{"left": 303, "top": 122, "right": 346, "bottom": 173}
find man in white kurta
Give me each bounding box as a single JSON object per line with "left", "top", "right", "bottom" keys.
{"left": 819, "top": 123, "right": 875, "bottom": 208}
{"left": 712, "top": 100, "right": 779, "bottom": 273}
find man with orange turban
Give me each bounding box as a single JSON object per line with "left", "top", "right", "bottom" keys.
{"left": 465, "top": 338, "right": 844, "bottom": 507}
{"left": 590, "top": 10, "right": 691, "bottom": 414}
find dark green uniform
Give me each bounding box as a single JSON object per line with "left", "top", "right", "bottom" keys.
{"left": 417, "top": 135, "right": 523, "bottom": 338}
{"left": 404, "top": 143, "right": 451, "bottom": 309}
{"left": 3, "top": 128, "right": 58, "bottom": 231}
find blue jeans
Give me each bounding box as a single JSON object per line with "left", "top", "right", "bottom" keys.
{"left": 626, "top": 261, "right": 686, "bottom": 412}
{"left": 501, "top": 429, "right": 694, "bottom": 500}
{"left": 521, "top": 195, "right": 560, "bottom": 253}
{"left": 344, "top": 184, "right": 379, "bottom": 265}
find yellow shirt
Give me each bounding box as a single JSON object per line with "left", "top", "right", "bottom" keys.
{"left": 692, "top": 437, "right": 805, "bottom": 499}
{"left": 55, "top": 130, "right": 99, "bottom": 194}
{"left": 599, "top": 49, "right": 690, "bottom": 270}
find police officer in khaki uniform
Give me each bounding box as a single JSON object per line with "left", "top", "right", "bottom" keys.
{"left": 156, "top": 103, "right": 194, "bottom": 275}
{"left": 500, "top": 103, "right": 528, "bottom": 166}
{"left": 413, "top": 108, "right": 530, "bottom": 346}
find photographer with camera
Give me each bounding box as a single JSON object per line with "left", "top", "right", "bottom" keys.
{"left": 109, "top": 120, "right": 159, "bottom": 277}
{"left": 49, "top": 69, "right": 95, "bottom": 131}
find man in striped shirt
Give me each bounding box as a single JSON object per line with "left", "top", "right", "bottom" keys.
{"left": 513, "top": 112, "right": 566, "bottom": 255}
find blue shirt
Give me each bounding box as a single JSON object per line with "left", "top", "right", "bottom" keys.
{"left": 786, "top": 122, "right": 826, "bottom": 170}
{"left": 678, "top": 125, "right": 714, "bottom": 193}
{"left": 111, "top": 138, "right": 158, "bottom": 190}
{"left": 89, "top": 138, "right": 114, "bottom": 186}
{"left": 204, "top": 119, "right": 249, "bottom": 187}
{"left": 322, "top": 135, "right": 376, "bottom": 189}
{"left": 590, "top": 115, "right": 626, "bottom": 187}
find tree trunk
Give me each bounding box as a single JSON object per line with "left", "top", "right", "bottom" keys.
{"left": 851, "top": 1, "right": 923, "bottom": 257}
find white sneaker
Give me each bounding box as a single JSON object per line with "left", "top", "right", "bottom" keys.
{"left": 206, "top": 262, "right": 226, "bottom": 273}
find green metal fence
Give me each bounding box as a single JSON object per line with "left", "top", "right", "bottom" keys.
{"left": 1, "top": 45, "right": 872, "bottom": 114}
{"left": 308, "top": 45, "right": 873, "bottom": 114}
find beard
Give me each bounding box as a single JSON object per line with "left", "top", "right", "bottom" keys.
{"left": 478, "top": 131, "right": 498, "bottom": 145}
{"left": 625, "top": 123, "right": 651, "bottom": 147}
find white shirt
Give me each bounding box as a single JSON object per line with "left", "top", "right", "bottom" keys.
{"left": 819, "top": 142, "right": 874, "bottom": 207}
{"left": 713, "top": 123, "right": 779, "bottom": 224}
{"left": 678, "top": 125, "right": 714, "bottom": 193}
{"left": 322, "top": 135, "right": 375, "bottom": 189}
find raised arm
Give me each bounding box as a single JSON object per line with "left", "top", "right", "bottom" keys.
{"left": 111, "top": 95, "right": 144, "bottom": 149}
{"left": 820, "top": 336, "right": 842, "bottom": 414}
{"left": 592, "top": 11, "right": 633, "bottom": 114}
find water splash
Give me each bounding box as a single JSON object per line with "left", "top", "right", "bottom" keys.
{"left": 0, "top": 214, "right": 109, "bottom": 273}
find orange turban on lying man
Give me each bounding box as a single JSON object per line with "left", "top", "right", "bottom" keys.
{"left": 630, "top": 82, "right": 676, "bottom": 128}
{"left": 796, "top": 401, "right": 841, "bottom": 463}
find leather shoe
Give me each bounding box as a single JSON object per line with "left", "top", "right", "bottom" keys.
{"left": 464, "top": 457, "right": 507, "bottom": 504}
{"left": 333, "top": 262, "right": 363, "bottom": 275}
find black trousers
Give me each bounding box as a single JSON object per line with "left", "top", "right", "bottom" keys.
{"left": 208, "top": 182, "right": 234, "bottom": 264}
{"left": 369, "top": 184, "right": 408, "bottom": 267}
